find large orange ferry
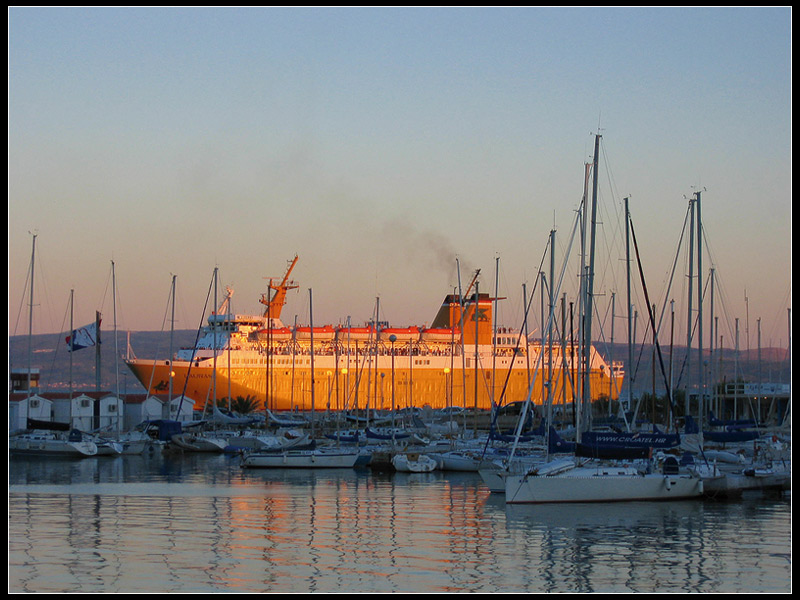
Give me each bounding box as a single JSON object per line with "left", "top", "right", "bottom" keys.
{"left": 125, "top": 257, "right": 624, "bottom": 412}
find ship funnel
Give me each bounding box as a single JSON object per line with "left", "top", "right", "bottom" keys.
{"left": 431, "top": 292, "right": 493, "bottom": 346}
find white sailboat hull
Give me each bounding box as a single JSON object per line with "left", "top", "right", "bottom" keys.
{"left": 505, "top": 465, "right": 704, "bottom": 504}
{"left": 95, "top": 440, "right": 124, "bottom": 455}
{"left": 722, "top": 466, "right": 791, "bottom": 492}
{"left": 241, "top": 449, "right": 360, "bottom": 469}
{"left": 432, "top": 450, "right": 484, "bottom": 472}
{"left": 168, "top": 433, "right": 228, "bottom": 453}
{"left": 120, "top": 440, "right": 150, "bottom": 455}
{"left": 225, "top": 432, "right": 312, "bottom": 451}
{"left": 392, "top": 453, "right": 437, "bottom": 473}
{"left": 9, "top": 433, "right": 98, "bottom": 457}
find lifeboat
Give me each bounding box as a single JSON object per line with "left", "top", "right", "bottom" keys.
{"left": 336, "top": 326, "right": 377, "bottom": 342}
{"left": 421, "top": 327, "right": 460, "bottom": 343}
{"left": 294, "top": 325, "right": 336, "bottom": 341}
{"left": 379, "top": 327, "right": 421, "bottom": 342}
{"left": 255, "top": 326, "right": 293, "bottom": 341}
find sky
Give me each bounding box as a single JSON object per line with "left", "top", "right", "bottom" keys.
{"left": 8, "top": 7, "right": 792, "bottom": 352}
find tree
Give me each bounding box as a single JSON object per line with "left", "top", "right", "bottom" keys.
{"left": 231, "top": 395, "right": 259, "bottom": 415}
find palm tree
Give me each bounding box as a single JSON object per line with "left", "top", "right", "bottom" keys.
{"left": 231, "top": 395, "right": 259, "bottom": 415}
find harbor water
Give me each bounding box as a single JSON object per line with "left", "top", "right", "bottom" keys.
{"left": 8, "top": 452, "right": 791, "bottom": 593}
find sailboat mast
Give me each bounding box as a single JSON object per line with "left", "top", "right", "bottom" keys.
{"left": 166, "top": 274, "right": 176, "bottom": 420}
{"left": 69, "top": 289, "right": 74, "bottom": 428}
{"left": 95, "top": 310, "right": 101, "bottom": 392}
{"left": 309, "top": 288, "right": 315, "bottom": 437}
{"left": 212, "top": 267, "right": 218, "bottom": 414}
{"left": 26, "top": 234, "right": 36, "bottom": 422}
{"left": 686, "top": 195, "right": 695, "bottom": 419}
{"left": 474, "top": 280, "right": 479, "bottom": 417}
{"left": 695, "top": 190, "right": 704, "bottom": 426}
{"left": 582, "top": 133, "right": 601, "bottom": 433}
{"left": 112, "top": 260, "right": 120, "bottom": 437}
{"left": 548, "top": 228, "right": 556, "bottom": 413}
{"left": 492, "top": 256, "right": 499, "bottom": 407}
{"left": 625, "top": 197, "right": 633, "bottom": 419}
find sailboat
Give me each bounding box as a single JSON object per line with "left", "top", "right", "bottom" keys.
{"left": 240, "top": 445, "right": 360, "bottom": 469}
{"left": 240, "top": 288, "right": 361, "bottom": 469}
{"left": 10, "top": 421, "right": 99, "bottom": 457}
{"left": 504, "top": 454, "right": 703, "bottom": 503}
{"left": 391, "top": 452, "right": 438, "bottom": 472}
{"left": 681, "top": 193, "right": 789, "bottom": 497}
{"left": 502, "top": 135, "right": 704, "bottom": 504}
{"left": 9, "top": 234, "right": 99, "bottom": 458}
{"left": 167, "top": 428, "right": 229, "bottom": 453}
{"left": 66, "top": 288, "right": 123, "bottom": 456}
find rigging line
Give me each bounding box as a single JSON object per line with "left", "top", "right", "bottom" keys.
{"left": 654, "top": 201, "right": 693, "bottom": 339}
{"left": 627, "top": 200, "right": 691, "bottom": 395}
{"left": 506, "top": 206, "right": 583, "bottom": 460}
{"left": 41, "top": 290, "right": 74, "bottom": 394}
{"left": 672, "top": 270, "right": 714, "bottom": 393}
{"left": 11, "top": 257, "right": 33, "bottom": 338}
{"left": 587, "top": 291, "right": 623, "bottom": 393}
{"left": 630, "top": 213, "right": 677, "bottom": 426}
{"left": 32, "top": 242, "right": 57, "bottom": 335}
{"left": 141, "top": 277, "right": 183, "bottom": 395}
{"left": 763, "top": 284, "right": 792, "bottom": 348}
{"left": 695, "top": 220, "right": 742, "bottom": 351}
{"left": 176, "top": 270, "right": 215, "bottom": 418}
{"left": 484, "top": 235, "right": 554, "bottom": 453}
{"left": 99, "top": 261, "right": 113, "bottom": 321}
{"left": 594, "top": 140, "right": 629, "bottom": 297}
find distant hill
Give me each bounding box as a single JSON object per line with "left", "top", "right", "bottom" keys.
{"left": 8, "top": 330, "right": 200, "bottom": 395}
{"left": 8, "top": 331, "right": 791, "bottom": 397}
{"left": 601, "top": 342, "right": 791, "bottom": 399}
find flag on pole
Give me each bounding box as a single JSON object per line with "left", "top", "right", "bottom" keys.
{"left": 65, "top": 321, "right": 100, "bottom": 352}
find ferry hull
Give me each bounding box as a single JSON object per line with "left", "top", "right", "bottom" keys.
{"left": 126, "top": 356, "right": 621, "bottom": 413}
{"left": 125, "top": 257, "right": 624, "bottom": 413}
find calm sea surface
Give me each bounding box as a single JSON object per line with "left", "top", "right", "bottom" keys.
{"left": 8, "top": 451, "right": 791, "bottom": 593}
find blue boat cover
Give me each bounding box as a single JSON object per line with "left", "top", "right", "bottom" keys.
{"left": 580, "top": 430, "right": 680, "bottom": 449}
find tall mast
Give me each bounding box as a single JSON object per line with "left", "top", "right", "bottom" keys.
{"left": 625, "top": 197, "right": 633, "bottom": 419}
{"left": 492, "top": 256, "right": 499, "bottom": 407}
{"left": 26, "top": 234, "right": 37, "bottom": 422}
{"left": 112, "top": 260, "right": 120, "bottom": 437}
{"left": 69, "top": 288, "right": 74, "bottom": 428}
{"left": 582, "top": 133, "right": 601, "bottom": 435}
{"left": 166, "top": 274, "right": 176, "bottom": 420}
{"left": 213, "top": 267, "right": 218, "bottom": 413}
{"left": 95, "top": 310, "right": 101, "bottom": 392}
{"left": 695, "top": 190, "right": 704, "bottom": 426}
{"left": 309, "top": 288, "right": 316, "bottom": 437}
{"left": 686, "top": 195, "right": 695, "bottom": 419}
{"left": 474, "top": 280, "right": 479, "bottom": 419}
{"left": 709, "top": 267, "right": 716, "bottom": 415}
{"left": 548, "top": 228, "right": 556, "bottom": 413}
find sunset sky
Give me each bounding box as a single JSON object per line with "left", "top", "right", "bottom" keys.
{"left": 9, "top": 7, "right": 791, "bottom": 351}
